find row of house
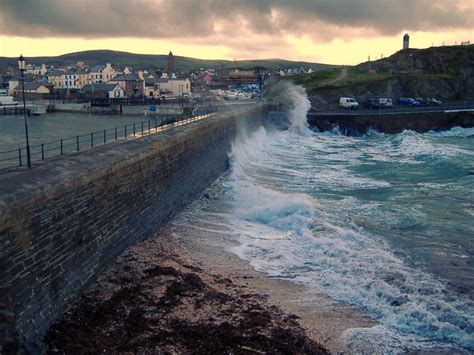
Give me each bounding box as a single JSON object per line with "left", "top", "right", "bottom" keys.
{"left": 2, "top": 51, "right": 300, "bottom": 101}
{"left": 6, "top": 64, "right": 191, "bottom": 100}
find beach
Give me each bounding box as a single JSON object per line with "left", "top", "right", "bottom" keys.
{"left": 45, "top": 176, "right": 375, "bottom": 354}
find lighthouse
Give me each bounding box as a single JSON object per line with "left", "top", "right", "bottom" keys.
{"left": 403, "top": 34, "right": 410, "bottom": 50}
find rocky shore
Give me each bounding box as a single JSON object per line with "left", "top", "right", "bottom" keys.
{"left": 45, "top": 227, "right": 327, "bottom": 354}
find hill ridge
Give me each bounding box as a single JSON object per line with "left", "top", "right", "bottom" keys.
{"left": 0, "top": 49, "right": 332, "bottom": 72}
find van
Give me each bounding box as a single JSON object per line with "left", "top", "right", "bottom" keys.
{"left": 0, "top": 95, "right": 18, "bottom": 106}
{"left": 339, "top": 97, "right": 359, "bottom": 110}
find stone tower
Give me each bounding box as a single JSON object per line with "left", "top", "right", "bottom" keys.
{"left": 403, "top": 34, "right": 410, "bottom": 50}
{"left": 167, "top": 51, "right": 175, "bottom": 75}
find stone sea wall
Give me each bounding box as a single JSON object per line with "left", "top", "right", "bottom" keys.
{"left": 307, "top": 110, "right": 474, "bottom": 134}
{"left": 0, "top": 104, "right": 266, "bottom": 353}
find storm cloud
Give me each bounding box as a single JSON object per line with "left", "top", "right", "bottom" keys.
{"left": 0, "top": 0, "right": 472, "bottom": 41}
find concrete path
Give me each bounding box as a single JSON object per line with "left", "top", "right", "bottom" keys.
{"left": 324, "top": 67, "right": 348, "bottom": 86}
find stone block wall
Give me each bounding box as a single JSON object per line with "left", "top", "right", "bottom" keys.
{"left": 0, "top": 104, "right": 265, "bottom": 353}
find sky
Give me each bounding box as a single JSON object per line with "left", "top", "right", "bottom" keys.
{"left": 0, "top": 0, "right": 473, "bottom": 65}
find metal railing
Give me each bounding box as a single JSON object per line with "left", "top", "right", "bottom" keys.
{"left": 0, "top": 112, "right": 215, "bottom": 171}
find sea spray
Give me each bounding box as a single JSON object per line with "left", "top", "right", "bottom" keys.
{"left": 200, "top": 84, "right": 474, "bottom": 352}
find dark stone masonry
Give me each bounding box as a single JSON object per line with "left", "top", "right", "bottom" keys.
{"left": 0, "top": 104, "right": 266, "bottom": 353}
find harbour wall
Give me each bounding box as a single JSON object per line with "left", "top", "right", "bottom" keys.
{"left": 0, "top": 103, "right": 266, "bottom": 353}
{"left": 307, "top": 109, "right": 474, "bottom": 134}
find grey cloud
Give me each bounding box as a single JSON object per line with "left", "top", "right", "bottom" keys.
{"left": 0, "top": 0, "right": 472, "bottom": 40}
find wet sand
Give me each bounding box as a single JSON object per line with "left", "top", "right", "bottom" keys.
{"left": 171, "top": 183, "right": 376, "bottom": 353}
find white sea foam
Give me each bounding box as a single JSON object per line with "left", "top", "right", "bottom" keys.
{"left": 223, "top": 84, "right": 474, "bottom": 352}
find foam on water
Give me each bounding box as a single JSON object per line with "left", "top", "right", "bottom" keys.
{"left": 223, "top": 85, "right": 474, "bottom": 352}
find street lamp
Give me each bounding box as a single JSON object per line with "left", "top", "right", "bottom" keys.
{"left": 18, "top": 54, "right": 31, "bottom": 168}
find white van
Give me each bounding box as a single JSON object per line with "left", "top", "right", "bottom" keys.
{"left": 339, "top": 97, "right": 359, "bottom": 110}
{"left": 0, "top": 95, "right": 18, "bottom": 106}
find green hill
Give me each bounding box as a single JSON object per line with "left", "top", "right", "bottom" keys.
{"left": 293, "top": 45, "right": 474, "bottom": 107}
{"left": 0, "top": 50, "right": 332, "bottom": 72}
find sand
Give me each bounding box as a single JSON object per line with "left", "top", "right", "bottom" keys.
{"left": 46, "top": 181, "right": 375, "bottom": 354}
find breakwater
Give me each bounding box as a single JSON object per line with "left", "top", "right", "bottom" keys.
{"left": 308, "top": 109, "right": 474, "bottom": 134}
{"left": 0, "top": 103, "right": 266, "bottom": 353}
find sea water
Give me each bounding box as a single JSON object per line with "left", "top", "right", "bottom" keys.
{"left": 179, "top": 86, "right": 474, "bottom": 352}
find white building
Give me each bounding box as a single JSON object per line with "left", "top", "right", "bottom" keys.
{"left": 64, "top": 70, "right": 78, "bottom": 89}
{"left": 145, "top": 77, "right": 191, "bottom": 97}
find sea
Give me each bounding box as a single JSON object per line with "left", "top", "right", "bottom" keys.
{"left": 0, "top": 113, "right": 146, "bottom": 168}
{"left": 175, "top": 86, "right": 474, "bottom": 353}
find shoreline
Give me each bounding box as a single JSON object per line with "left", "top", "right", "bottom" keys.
{"left": 45, "top": 227, "right": 328, "bottom": 354}
{"left": 170, "top": 184, "right": 376, "bottom": 353}
{"left": 45, "top": 178, "right": 376, "bottom": 354}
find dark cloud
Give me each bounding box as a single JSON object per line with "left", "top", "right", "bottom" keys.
{"left": 0, "top": 0, "right": 472, "bottom": 40}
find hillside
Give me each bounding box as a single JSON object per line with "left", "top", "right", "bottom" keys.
{"left": 0, "top": 50, "right": 332, "bottom": 72}
{"left": 294, "top": 45, "right": 474, "bottom": 108}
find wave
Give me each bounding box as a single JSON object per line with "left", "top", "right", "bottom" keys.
{"left": 225, "top": 84, "right": 474, "bottom": 352}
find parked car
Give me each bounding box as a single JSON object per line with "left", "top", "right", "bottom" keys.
{"left": 339, "top": 97, "right": 359, "bottom": 110}
{"left": 399, "top": 97, "right": 421, "bottom": 106}
{"left": 364, "top": 97, "right": 381, "bottom": 109}
{"left": 427, "top": 97, "right": 442, "bottom": 105}
{"left": 415, "top": 97, "right": 429, "bottom": 105}
{"left": 382, "top": 98, "right": 393, "bottom": 108}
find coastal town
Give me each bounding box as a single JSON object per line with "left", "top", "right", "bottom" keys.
{"left": 1, "top": 0, "right": 473, "bottom": 354}
{"left": 0, "top": 51, "right": 317, "bottom": 105}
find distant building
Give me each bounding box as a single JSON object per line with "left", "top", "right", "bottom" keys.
{"left": 109, "top": 73, "right": 144, "bottom": 97}
{"left": 75, "top": 68, "right": 91, "bottom": 89}
{"left": 403, "top": 34, "right": 410, "bottom": 50}
{"left": 47, "top": 70, "right": 66, "bottom": 89}
{"left": 224, "top": 69, "right": 258, "bottom": 84}
{"left": 145, "top": 77, "right": 191, "bottom": 98}
{"left": 8, "top": 78, "right": 19, "bottom": 95}
{"left": 40, "top": 64, "right": 48, "bottom": 76}
{"left": 64, "top": 69, "right": 78, "bottom": 89}
{"left": 90, "top": 63, "right": 116, "bottom": 83}
{"left": 13, "top": 82, "right": 51, "bottom": 99}
{"left": 82, "top": 83, "right": 125, "bottom": 99}
{"left": 167, "top": 51, "right": 175, "bottom": 75}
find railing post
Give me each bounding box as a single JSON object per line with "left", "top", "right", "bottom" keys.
{"left": 18, "top": 148, "right": 22, "bottom": 167}
{"left": 155, "top": 119, "right": 158, "bottom": 132}
{"left": 125, "top": 125, "right": 127, "bottom": 138}
{"left": 60, "top": 139, "right": 63, "bottom": 155}
{"left": 41, "top": 143, "right": 45, "bottom": 160}
{"left": 76, "top": 136, "right": 79, "bottom": 151}
{"left": 103, "top": 129, "right": 106, "bottom": 144}
{"left": 148, "top": 120, "right": 151, "bottom": 135}
{"left": 133, "top": 123, "right": 136, "bottom": 138}
{"left": 115, "top": 127, "right": 118, "bottom": 141}
{"left": 91, "top": 132, "right": 94, "bottom": 147}
{"left": 141, "top": 122, "right": 144, "bottom": 136}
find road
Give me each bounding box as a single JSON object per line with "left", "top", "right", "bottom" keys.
{"left": 309, "top": 102, "right": 474, "bottom": 116}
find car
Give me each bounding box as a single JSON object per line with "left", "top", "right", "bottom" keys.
{"left": 365, "top": 97, "right": 382, "bottom": 109}
{"left": 415, "top": 97, "right": 429, "bottom": 105}
{"left": 399, "top": 97, "right": 421, "bottom": 106}
{"left": 339, "top": 97, "right": 359, "bottom": 110}
{"left": 382, "top": 98, "right": 393, "bottom": 108}
{"left": 427, "top": 97, "right": 442, "bottom": 105}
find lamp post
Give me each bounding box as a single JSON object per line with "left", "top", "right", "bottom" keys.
{"left": 18, "top": 55, "right": 31, "bottom": 168}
